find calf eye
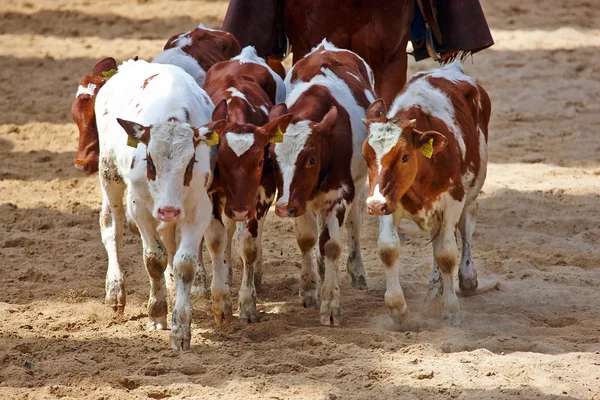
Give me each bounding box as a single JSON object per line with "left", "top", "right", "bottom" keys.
{"left": 401, "top": 154, "right": 409, "bottom": 163}
{"left": 258, "top": 159, "right": 264, "bottom": 168}
{"left": 308, "top": 158, "right": 315, "bottom": 165}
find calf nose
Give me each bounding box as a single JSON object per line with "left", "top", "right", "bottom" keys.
{"left": 157, "top": 207, "right": 181, "bottom": 222}
{"left": 366, "top": 199, "right": 389, "bottom": 216}
{"left": 232, "top": 209, "right": 250, "bottom": 221}
{"left": 74, "top": 159, "right": 90, "bottom": 173}
{"left": 275, "top": 204, "right": 296, "bottom": 218}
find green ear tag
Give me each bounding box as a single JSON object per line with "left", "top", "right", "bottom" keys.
{"left": 102, "top": 68, "right": 118, "bottom": 78}
{"left": 420, "top": 138, "right": 434, "bottom": 158}
{"left": 205, "top": 131, "right": 220, "bottom": 146}
{"left": 127, "top": 136, "right": 139, "bottom": 148}
{"left": 270, "top": 126, "right": 284, "bottom": 143}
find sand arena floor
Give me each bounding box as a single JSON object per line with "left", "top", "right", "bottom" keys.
{"left": 0, "top": 0, "right": 599, "bottom": 398}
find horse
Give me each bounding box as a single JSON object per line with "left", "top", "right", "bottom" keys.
{"left": 222, "top": 0, "right": 493, "bottom": 105}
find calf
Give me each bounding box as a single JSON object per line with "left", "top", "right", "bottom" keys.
{"left": 202, "top": 46, "right": 288, "bottom": 323}
{"left": 72, "top": 57, "right": 117, "bottom": 174}
{"left": 270, "top": 41, "right": 375, "bottom": 326}
{"left": 362, "top": 62, "right": 491, "bottom": 326}
{"left": 73, "top": 25, "right": 241, "bottom": 175}
{"left": 154, "top": 24, "right": 241, "bottom": 87}
{"left": 95, "top": 59, "right": 225, "bottom": 350}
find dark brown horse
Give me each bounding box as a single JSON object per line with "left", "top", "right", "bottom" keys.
{"left": 222, "top": 0, "right": 493, "bottom": 105}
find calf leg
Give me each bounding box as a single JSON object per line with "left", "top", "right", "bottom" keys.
{"left": 205, "top": 215, "right": 233, "bottom": 325}
{"left": 431, "top": 220, "right": 461, "bottom": 327}
{"left": 378, "top": 214, "right": 408, "bottom": 324}
{"left": 99, "top": 181, "right": 126, "bottom": 313}
{"left": 295, "top": 212, "right": 320, "bottom": 308}
{"left": 315, "top": 213, "right": 325, "bottom": 280}
{"left": 237, "top": 217, "right": 265, "bottom": 323}
{"left": 160, "top": 224, "right": 177, "bottom": 305}
{"left": 128, "top": 194, "right": 168, "bottom": 330}
{"left": 191, "top": 237, "right": 209, "bottom": 298}
{"left": 319, "top": 210, "right": 343, "bottom": 327}
{"left": 425, "top": 257, "right": 444, "bottom": 303}
{"left": 345, "top": 198, "right": 367, "bottom": 290}
{"left": 458, "top": 201, "right": 479, "bottom": 294}
{"left": 170, "top": 193, "right": 212, "bottom": 351}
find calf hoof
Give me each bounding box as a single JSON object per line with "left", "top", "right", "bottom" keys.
{"left": 239, "top": 306, "right": 260, "bottom": 324}
{"left": 211, "top": 292, "right": 233, "bottom": 326}
{"left": 105, "top": 279, "right": 125, "bottom": 313}
{"left": 319, "top": 306, "right": 341, "bottom": 327}
{"left": 169, "top": 323, "right": 191, "bottom": 351}
{"left": 385, "top": 295, "right": 408, "bottom": 325}
{"left": 349, "top": 273, "right": 368, "bottom": 290}
{"left": 301, "top": 292, "right": 318, "bottom": 309}
{"left": 442, "top": 311, "right": 461, "bottom": 327}
{"left": 148, "top": 316, "right": 167, "bottom": 331}
{"left": 458, "top": 270, "right": 479, "bottom": 296}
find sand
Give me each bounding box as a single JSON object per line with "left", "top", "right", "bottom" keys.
{"left": 0, "top": 0, "right": 599, "bottom": 398}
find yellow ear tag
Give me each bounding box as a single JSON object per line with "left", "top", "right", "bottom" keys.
{"left": 270, "top": 126, "right": 284, "bottom": 143}
{"left": 127, "top": 136, "right": 139, "bottom": 148}
{"left": 420, "top": 138, "right": 434, "bottom": 158}
{"left": 205, "top": 131, "right": 220, "bottom": 146}
{"left": 102, "top": 68, "right": 118, "bottom": 78}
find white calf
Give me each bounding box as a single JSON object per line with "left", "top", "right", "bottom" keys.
{"left": 95, "top": 60, "right": 226, "bottom": 350}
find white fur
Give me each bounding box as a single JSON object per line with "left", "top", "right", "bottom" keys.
{"left": 367, "top": 122, "right": 405, "bottom": 165}
{"left": 225, "top": 132, "right": 255, "bottom": 157}
{"left": 347, "top": 72, "right": 360, "bottom": 81}
{"left": 389, "top": 69, "right": 468, "bottom": 158}
{"left": 274, "top": 120, "right": 312, "bottom": 205}
{"left": 259, "top": 105, "right": 269, "bottom": 116}
{"left": 233, "top": 46, "right": 286, "bottom": 103}
{"left": 75, "top": 83, "right": 96, "bottom": 98}
{"left": 227, "top": 87, "right": 247, "bottom": 100}
{"left": 152, "top": 47, "right": 206, "bottom": 86}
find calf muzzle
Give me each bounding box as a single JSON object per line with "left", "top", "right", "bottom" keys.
{"left": 157, "top": 207, "right": 182, "bottom": 222}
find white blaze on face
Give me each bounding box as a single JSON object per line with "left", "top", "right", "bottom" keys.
{"left": 145, "top": 121, "right": 197, "bottom": 219}
{"left": 366, "top": 122, "right": 404, "bottom": 206}
{"left": 273, "top": 120, "right": 312, "bottom": 205}
{"left": 225, "top": 132, "right": 255, "bottom": 157}
{"left": 75, "top": 83, "right": 96, "bottom": 98}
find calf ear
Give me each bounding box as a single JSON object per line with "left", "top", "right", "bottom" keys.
{"left": 259, "top": 113, "right": 294, "bottom": 143}
{"left": 269, "top": 103, "right": 288, "bottom": 121}
{"left": 117, "top": 118, "right": 150, "bottom": 146}
{"left": 212, "top": 99, "right": 228, "bottom": 121}
{"left": 92, "top": 57, "right": 117, "bottom": 77}
{"left": 414, "top": 130, "right": 448, "bottom": 157}
{"left": 315, "top": 106, "right": 338, "bottom": 133}
{"left": 366, "top": 99, "right": 387, "bottom": 120}
{"left": 194, "top": 119, "right": 227, "bottom": 147}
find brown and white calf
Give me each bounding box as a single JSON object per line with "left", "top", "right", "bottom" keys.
{"left": 202, "top": 46, "right": 288, "bottom": 323}
{"left": 72, "top": 25, "right": 240, "bottom": 175}
{"left": 271, "top": 40, "right": 376, "bottom": 326}
{"left": 72, "top": 57, "right": 118, "bottom": 174}
{"left": 362, "top": 62, "right": 491, "bottom": 326}
{"left": 95, "top": 59, "right": 225, "bottom": 350}
{"left": 155, "top": 24, "right": 241, "bottom": 87}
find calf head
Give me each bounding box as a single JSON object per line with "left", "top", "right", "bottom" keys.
{"left": 362, "top": 99, "right": 448, "bottom": 216}
{"left": 117, "top": 117, "right": 226, "bottom": 223}
{"left": 212, "top": 100, "right": 292, "bottom": 221}
{"left": 72, "top": 57, "right": 117, "bottom": 174}
{"left": 270, "top": 103, "right": 338, "bottom": 218}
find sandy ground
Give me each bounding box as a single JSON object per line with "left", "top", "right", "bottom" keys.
{"left": 1, "top": 0, "right": 599, "bottom": 398}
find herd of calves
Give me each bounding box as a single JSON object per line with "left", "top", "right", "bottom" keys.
{"left": 71, "top": 25, "right": 492, "bottom": 350}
